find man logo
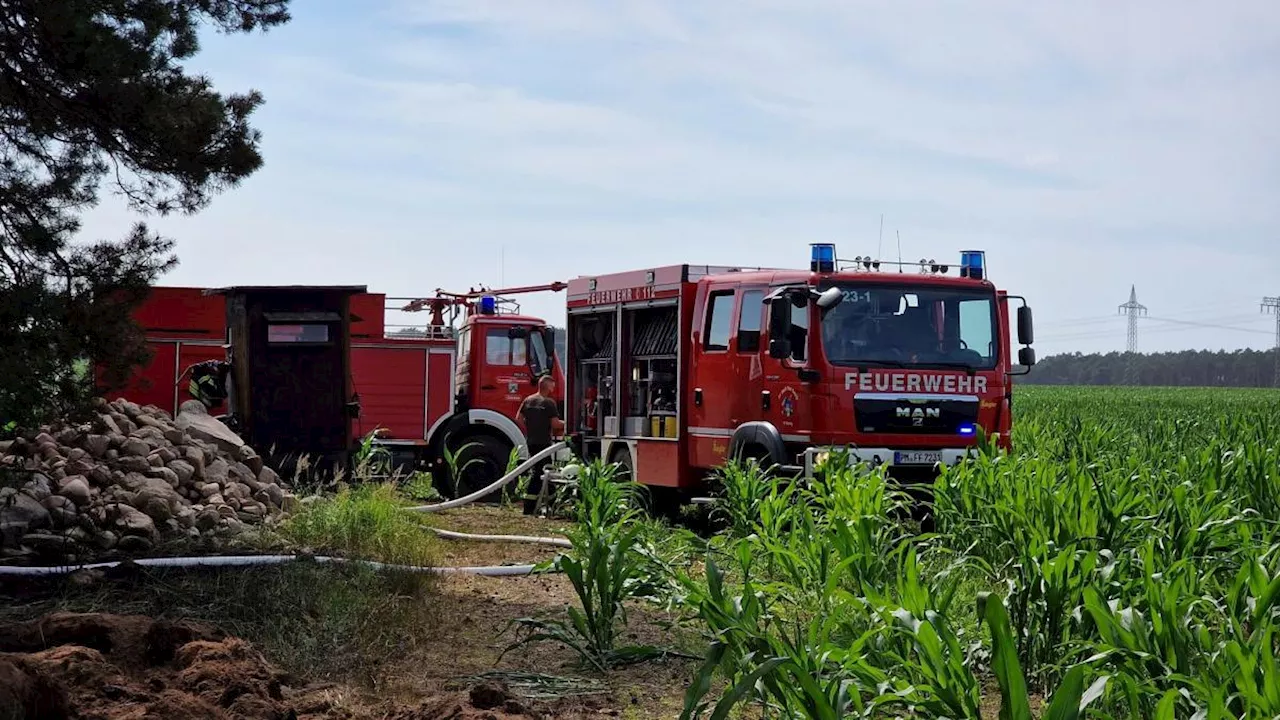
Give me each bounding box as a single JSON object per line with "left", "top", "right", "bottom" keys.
{"left": 896, "top": 406, "right": 940, "bottom": 427}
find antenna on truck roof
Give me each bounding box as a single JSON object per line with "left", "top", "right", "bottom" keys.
{"left": 896, "top": 230, "right": 904, "bottom": 273}
{"left": 877, "top": 213, "right": 884, "bottom": 265}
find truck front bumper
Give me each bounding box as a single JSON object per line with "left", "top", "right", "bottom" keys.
{"left": 801, "top": 446, "right": 975, "bottom": 479}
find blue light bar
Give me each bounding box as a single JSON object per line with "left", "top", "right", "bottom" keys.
{"left": 479, "top": 295, "right": 497, "bottom": 314}
{"left": 957, "top": 422, "right": 977, "bottom": 436}
{"left": 959, "top": 250, "right": 986, "bottom": 280}
{"left": 810, "top": 243, "right": 836, "bottom": 273}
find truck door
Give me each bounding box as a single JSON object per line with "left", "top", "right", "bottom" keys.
{"left": 760, "top": 289, "right": 814, "bottom": 445}
{"left": 688, "top": 283, "right": 738, "bottom": 468}
{"left": 733, "top": 287, "right": 767, "bottom": 425}
{"left": 473, "top": 325, "right": 532, "bottom": 421}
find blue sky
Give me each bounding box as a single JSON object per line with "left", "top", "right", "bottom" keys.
{"left": 78, "top": 0, "right": 1280, "bottom": 355}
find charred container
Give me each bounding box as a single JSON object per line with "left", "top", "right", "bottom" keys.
{"left": 210, "top": 285, "right": 366, "bottom": 470}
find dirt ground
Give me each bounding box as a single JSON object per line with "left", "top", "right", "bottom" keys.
{"left": 0, "top": 506, "right": 702, "bottom": 720}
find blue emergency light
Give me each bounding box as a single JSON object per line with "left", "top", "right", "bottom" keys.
{"left": 959, "top": 250, "right": 986, "bottom": 280}
{"left": 957, "top": 422, "right": 977, "bottom": 436}
{"left": 810, "top": 243, "right": 836, "bottom": 273}
{"left": 479, "top": 295, "right": 497, "bottom": 314}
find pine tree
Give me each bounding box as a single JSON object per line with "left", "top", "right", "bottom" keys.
{"left": 0, "top": 0, "right": 291, "bottom": 429}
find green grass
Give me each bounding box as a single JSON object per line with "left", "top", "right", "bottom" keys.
{"left": 281, "top": 482, "right": 440, "bottom": 568}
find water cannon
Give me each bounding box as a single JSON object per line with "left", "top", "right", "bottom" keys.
{"left": 959, "top": 250, "right": 986, "bottom": 280}
{"left": 810, "top": 243, "right": 836, "bottom": 273}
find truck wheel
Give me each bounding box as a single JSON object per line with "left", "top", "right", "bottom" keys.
{"left": 608, "top": 446, "right": 634, "bottom": 482}
{"left": 449, "top": 434, "right": 513, "bottom": 503}
{"left": 733, "top": 444, "right": 776, "bottom": 474}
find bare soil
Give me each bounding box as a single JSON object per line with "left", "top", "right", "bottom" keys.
{"left": 1, "top": 506, "right": 700, "bottom": 720}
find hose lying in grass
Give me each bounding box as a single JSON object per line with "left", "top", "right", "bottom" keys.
{"left": 3, "top": 444, "right": 578, "bottom": 576}
{"left": 401, "top": 441, "right": 576, "bottom": 548}
{"left": 404, "top": 442, "right": 567, "bottom": 513}
{"left": 430, "top": 528, "right": 573, "bottom": 548}
{"left": 0, "top": 554, "right": 548, "bottom": 577}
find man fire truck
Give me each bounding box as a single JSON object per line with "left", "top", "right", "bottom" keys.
{"left": 560, "top": 245, "right": 1035, "bottom": 505}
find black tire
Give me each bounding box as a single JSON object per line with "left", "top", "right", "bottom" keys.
{"left": 447, "top": 433, "right": 513, "bottom": 502}
{"left": 608, "top": 446, "right": 634, "bottom": 482}
{"left": 732, "top": 443, "right": 776, "bottom": 474}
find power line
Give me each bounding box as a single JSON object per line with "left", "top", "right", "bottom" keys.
{"left": 1263, "top": 296, "right": 1280, "bottom": 388}
{"left": 1142, "top": 316, "right": 1274, "bottom": 336}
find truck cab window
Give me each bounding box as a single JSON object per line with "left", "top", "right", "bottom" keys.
{"left": 457, "top": 325, "right": 471, "bottom": 365}
{"left": 737, "top": 289, "right": 764, "bottom": 352}
{"left": 485, "top": 329, "right": 527, "bottom": 366}
{"left": 704, "top": 291, "right": 735, "bottom": 351}
{"left": 529, "top": 328, "right": 550, "bottom": 376}
{"left": 958, "top": 299, "right": 996, "bottom": 362}
{"left": 789, "top": 301, "right": 808, "bottom": 362}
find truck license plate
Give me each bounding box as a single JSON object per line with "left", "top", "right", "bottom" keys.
{"left": 894, "top": 450, "right": 943, "bottom": 466}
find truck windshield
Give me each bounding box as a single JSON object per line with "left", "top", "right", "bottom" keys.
{"left": 819, "top": 283, "right": 999, "bottom": 370}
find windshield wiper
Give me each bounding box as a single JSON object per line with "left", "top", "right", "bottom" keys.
{"left": 913, "top": 360, "right": 979, "bottom": 375}
{"left": 847, "top": 359, "right": 908, "bottom": 369}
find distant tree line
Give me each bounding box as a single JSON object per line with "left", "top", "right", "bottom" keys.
{"left": 1024, "top": 349, "right": 1280, "bottom": 388}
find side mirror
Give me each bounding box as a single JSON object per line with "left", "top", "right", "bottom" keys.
{"left": 1018, "top": 346, "right": 1036, "bottom": 367}
{"left": 815, "top": 286, "right": 843, "bottom": 310}
{"left": 1016, "top": 306, "right": 1034, "bottom": 345}
{"left": 767, "top": 297, "right": 793, "bottom": 359}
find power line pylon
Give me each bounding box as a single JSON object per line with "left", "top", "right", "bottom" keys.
{"left": 1118, "top": 286, "right": 1147, "bottom": 385}
{"left": 1263, "top": 296, "right": 1280, "bottom": 388}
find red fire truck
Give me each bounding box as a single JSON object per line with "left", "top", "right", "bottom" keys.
{"left": 561, "top": 245, "right": 1035, "bottom": 500}
{"left": 110, "top": 283, "right": 565, "bottom": 496}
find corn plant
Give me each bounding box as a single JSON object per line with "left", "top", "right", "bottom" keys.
{"left": 352, "top": 427, "right": 394, "bottom": 480}
{"left": 501, "top": 460, "right": 668, "bottom": 671}
{"left": 669, "top": 386, "right": 1280, "bottom": 716}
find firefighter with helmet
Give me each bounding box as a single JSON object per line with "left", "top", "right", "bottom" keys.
{"left": 187, "top": 344, "right": 236, "bottom": 421}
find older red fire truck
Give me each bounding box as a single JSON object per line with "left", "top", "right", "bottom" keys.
{"left": 112, "top": 283, "right": 565, "bottom": 496}
{"left": 561, "top": 245, "right": 1035, "bottom": 499}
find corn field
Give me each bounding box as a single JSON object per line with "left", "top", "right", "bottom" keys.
{"left": 540, "top": 386, "right": 1280, "bottom": 718}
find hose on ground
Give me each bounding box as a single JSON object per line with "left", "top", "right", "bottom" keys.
{"left": 4, "top": 444, "right": 578, "bottom": 577}
{"left": 431, "top": 528, "right": 572, "bottom": 548}
{"left": 404, "top": 442, "right": 566, "bottom": 513}
{"left": 0, "top": 554, "right": 547, "bottom": 577}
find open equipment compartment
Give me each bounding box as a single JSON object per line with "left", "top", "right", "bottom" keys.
{"left": 567, "top": 308, "right": 617, "bottom": 444}
{"left": 622, "top": 303, "right": 678, "bottom": 440}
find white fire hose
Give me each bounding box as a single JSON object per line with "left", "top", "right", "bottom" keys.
{"left": 0, "top": 555, "right": 542, "bottom": 577}
{"left": 1, "top": 442, "right": 577, "bottom": 577}
{"left": 406, "top": 441, "right": 577, "bottom": 548}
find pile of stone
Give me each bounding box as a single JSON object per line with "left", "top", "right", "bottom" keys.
{"left": 0, "top": 398, "right": 299, "bottom": 561}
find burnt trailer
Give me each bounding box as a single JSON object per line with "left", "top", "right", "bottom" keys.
{"left": 209, "top": 285, "right": 365, "bottom": 470}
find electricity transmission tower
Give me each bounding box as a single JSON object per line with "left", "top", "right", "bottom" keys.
{"left": 1117, "top": 286, "right": 1147, "bottom": 385}
{"left": 1263, "top": 296, "right": 1280, "bottom": 388}
{"left": 1118, "top": 285, "right": 1147, "bottom": 354}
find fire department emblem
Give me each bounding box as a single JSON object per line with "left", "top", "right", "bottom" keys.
{"left": 780, "top": 387, "right": 798, "bottom": 418}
